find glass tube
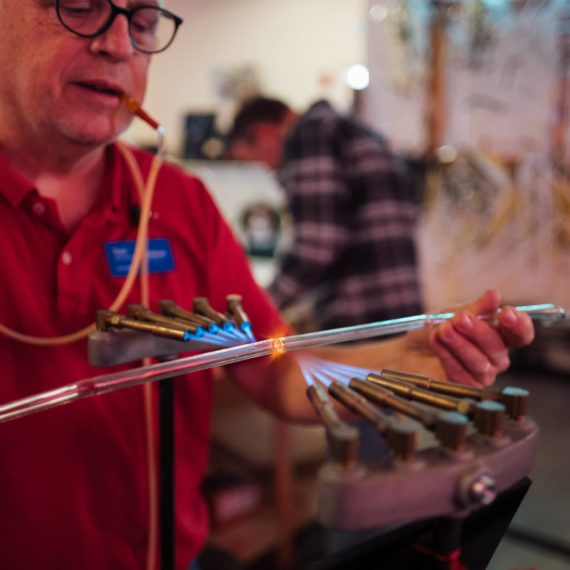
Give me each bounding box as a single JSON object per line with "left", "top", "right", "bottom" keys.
{"left": 0, "top": 303, "right": 564, "bottom": 424}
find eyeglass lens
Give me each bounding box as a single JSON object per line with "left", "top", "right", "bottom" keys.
{"left": 57, "top": 0, "right": 180, "bottom": 53}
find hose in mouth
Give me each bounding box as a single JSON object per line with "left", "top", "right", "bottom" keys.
{"left": 121, "top": 94, "right": 161, "bottom": 132}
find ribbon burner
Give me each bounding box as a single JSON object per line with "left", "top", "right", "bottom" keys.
{"left": 302, "top": 360, "right": 539, "bottom": 530}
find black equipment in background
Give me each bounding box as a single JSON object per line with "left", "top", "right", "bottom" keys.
{"left": 183, "top": 113, "right": 219, "bottom": 160}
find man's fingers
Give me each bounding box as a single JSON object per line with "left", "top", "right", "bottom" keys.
{"left": 420, "top": 291, "right": 536, "bottom": 389}
{"left": 498, "top": 307, "right": 535, "bottom": 348}
{"left": 429, "top": 329, "right": 496, "bottom": 387}
{"left": 438, "top": 313, "right": 511, "bottom": 373}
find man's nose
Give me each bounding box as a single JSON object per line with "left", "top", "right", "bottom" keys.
{"left": 89, "top": 14, "right": 135, "bottom": 59}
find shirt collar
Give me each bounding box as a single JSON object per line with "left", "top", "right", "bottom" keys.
{"left": 0, "top": 143, "right": 138, "bottom": 214}
{"left": 0, "top": 153, "right": 37, "bottom": 207}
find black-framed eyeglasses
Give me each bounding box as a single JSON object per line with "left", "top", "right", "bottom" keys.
{"left": 56, "top": 0, "right": 183, "bottom": 54}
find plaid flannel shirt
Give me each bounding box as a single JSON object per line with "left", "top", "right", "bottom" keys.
{"left": 268, "top": 100, "right": 423, "bottom": 329}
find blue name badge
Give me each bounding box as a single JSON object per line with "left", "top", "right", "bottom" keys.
{"left": 105, "top": 239, "right": 175, "bottom": 277}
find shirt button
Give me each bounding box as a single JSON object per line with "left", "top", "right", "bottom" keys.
{"left": 32, "top": 202, "right": 45, "bottom": 215}
{"left": 62, "top": 251, "right": 73, "bottom": 265}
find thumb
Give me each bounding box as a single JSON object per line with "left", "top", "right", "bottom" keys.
{"left": 462, "top": 289, "right": 501, "bottom": 318}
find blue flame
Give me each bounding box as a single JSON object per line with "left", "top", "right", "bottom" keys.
{"left": 318, "top": 360, "right": 370, "bottom": 381}
{"left": 300, "top": 368, "right": 314, "bottom": 386}
{"left": 229, "top": 327, "right": 248, "bottom": 341}
{"left": 216, "top": 329, "right": 241, "bottom": 343}
{"left": 296, "top": 355, "right": 361, "bottom": 388}
{"left": 197, "top": 328, "right": 255, "bottom": 348}
{"left": 311, "top": 369, "right": 337, "bottom": 387}
{"left": 198, "top": 333, "right": 230, "bottom": 346}
{"left": 296, "top": 354, "right": 320, "bottom": 386}
{"left": 240, "top": 322, "right": 256, "bottom": 342}
{"left": 185, "top": 327, "right": 207, "bottom": 342}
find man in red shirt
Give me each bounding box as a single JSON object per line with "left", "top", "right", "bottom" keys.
{"left": 0, "top": 1, "right": 534, "bottom": 569}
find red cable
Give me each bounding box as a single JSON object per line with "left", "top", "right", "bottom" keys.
{"left": 413, "top": 544, "right": 467, "bottom": 570}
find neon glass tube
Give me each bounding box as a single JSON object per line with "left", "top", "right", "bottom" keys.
{"left": 0, "top": 303, "right": 564, "bottom": 424}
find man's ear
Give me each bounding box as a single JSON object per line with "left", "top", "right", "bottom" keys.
{"left": 228, "top": 137, "right": 254, "bottom": 161}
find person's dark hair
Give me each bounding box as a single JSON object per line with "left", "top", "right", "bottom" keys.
{"left": 228, "top": 96, "right": 290, "bottom": 145}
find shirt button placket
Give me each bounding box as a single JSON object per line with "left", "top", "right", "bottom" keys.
{"left": 57, "top": 249, "right": 74, "bottom": 319}
{"left": 32, "top": 202, "right": 46, "bottom": 216}
{"left": 62, "top": 251, "right": 73, "bottom": 266}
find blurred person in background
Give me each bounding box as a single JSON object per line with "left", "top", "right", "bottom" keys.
{"left": 229, "top": 96, "right": 452, "bottom": 553}
{"left": 228, "top": 96, "right": 423, "bottom": 331}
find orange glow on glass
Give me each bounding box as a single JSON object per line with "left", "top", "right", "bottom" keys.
{"left": 270, "top": 337, "right": 286, "bottom": 355}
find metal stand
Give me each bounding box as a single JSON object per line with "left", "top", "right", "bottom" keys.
{"left": 308, "top": 477, "right": 531, "bottom": 570}
{"left": 159, "top": 372, "right": 175, "bottom": 570}
{"left": 89, "top": 336, "right": 184, "bottom": 570}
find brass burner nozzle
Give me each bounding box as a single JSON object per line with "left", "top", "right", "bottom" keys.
{"left": 226, "top": 294, "right": 251, "bottom": 330}
{"left": 307, "top": 384, "right": 359, "bottom": 468}
{"left": 349, "top": 377, "right": 438, "bottom": 427}
{"left": 380, "top": 369, "right": 487, "bottom": 400}
{"left": 434, "top": 411, "right": 469, "bottom": 452}
{"left": 367, "top": 373, "right": 474, "bottom": 416}
{"left": 328, "top": 381, "right": 416, "bottom": 462}
{"left": 127, "top": 304, "right": 204, "bottom": 337}
{"left": 193, "top": 297, "right": 232, "bottom": 329}
{"left": 160, "top": 300, "right": 218, "bottom": 331}
{"left": 96, "top": 310, "right": 190, "bottom": 342}
{"left": 380, "top": 369, "right": 528, "bottom": 420}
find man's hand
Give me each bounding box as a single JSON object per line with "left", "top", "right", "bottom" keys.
{"left": 406, "top": 290, "right": 535, "bottom": 387}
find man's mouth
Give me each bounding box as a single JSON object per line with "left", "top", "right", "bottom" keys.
{"left": 74, "top": 81, "right": 126, "bottom": 98}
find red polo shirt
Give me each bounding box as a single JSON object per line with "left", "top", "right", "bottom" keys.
{"left": 0, "top": 145, "right": 286, "bottom": 569}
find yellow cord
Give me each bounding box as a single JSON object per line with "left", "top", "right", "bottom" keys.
{"left": 0, "top": 135, "right": 164, "bottom": 569}
{"left": 115, "top": 142, "right": 160, "bottom": 570}
{"left": 0, "top": 144, "right": 161, "bottom": 346}
{"left": 143, "top": 372, "right": 159, "bottom": 570}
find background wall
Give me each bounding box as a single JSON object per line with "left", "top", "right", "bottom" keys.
{"left": 363, "top": 0, "right": 570, "bottom": 311}
{"left": 125, "top": 0, "right": 368, "bottom": 155}
{"left": 363, "top": 0, "right": 561, "bottom": 157}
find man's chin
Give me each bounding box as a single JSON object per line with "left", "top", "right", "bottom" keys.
{"left": 67, "top": 134, "right": 117, "bottom": 148}
{"left": 59, "top": 122, "right": 126, "bottom": 148}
